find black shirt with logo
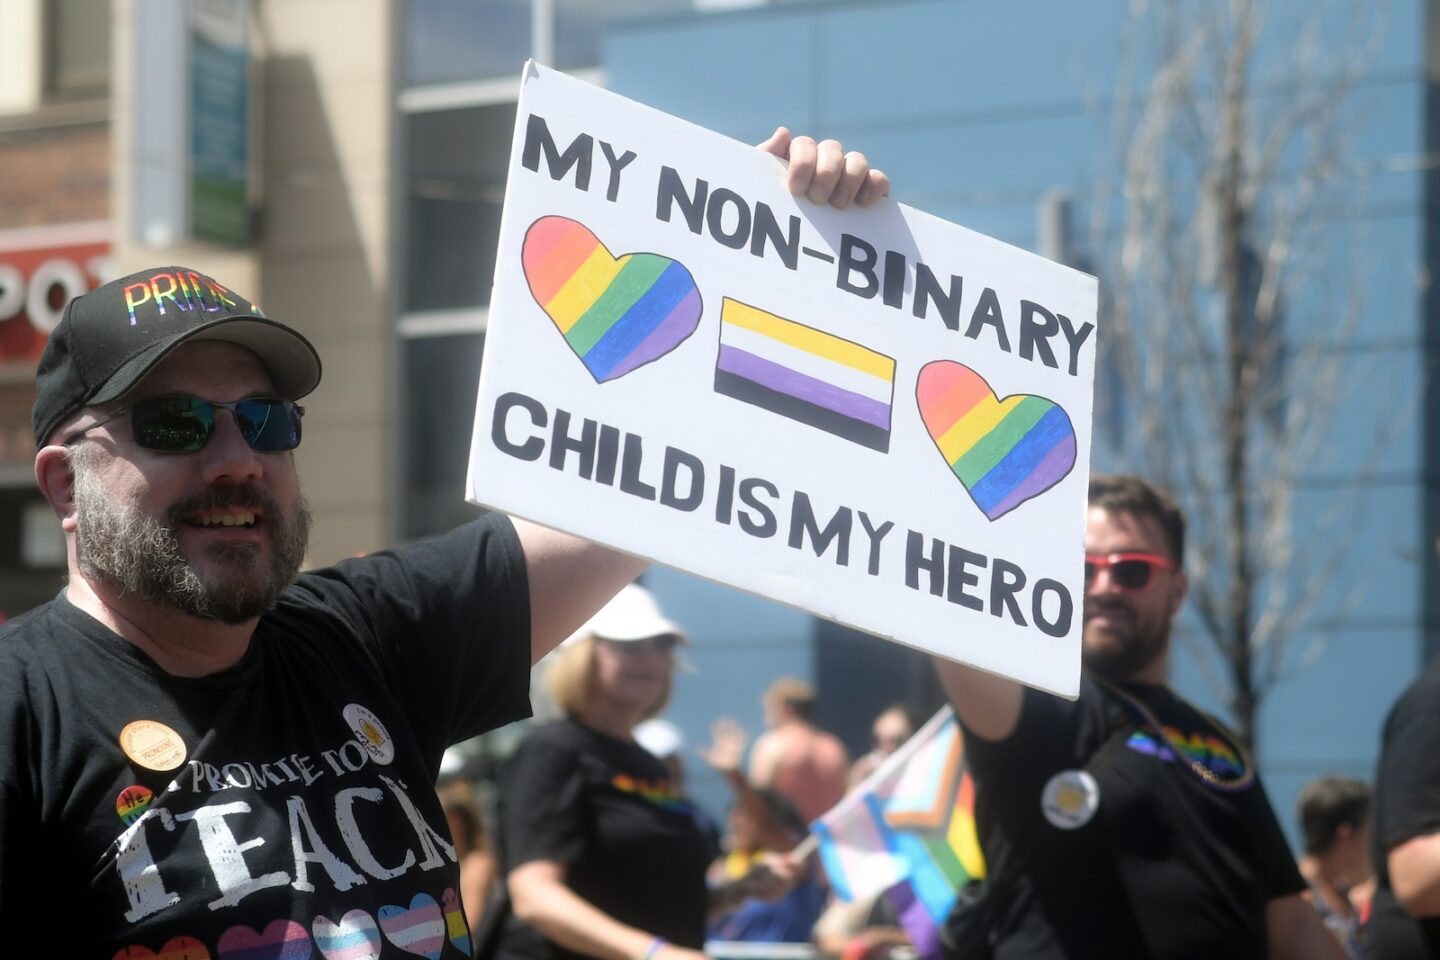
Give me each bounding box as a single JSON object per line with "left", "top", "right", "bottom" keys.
{"left": 496, "top": 717, "right": 715, "bottom": 960}
{"left": 961, "top": 677, "right": 1304, "bottom": 959}
{"left": 0, "top": 515, "right": 532, "bottom": 957}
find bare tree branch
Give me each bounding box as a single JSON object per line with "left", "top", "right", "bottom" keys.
{"left": 1094, "top": 0, "right": 1394, "bottom": 743}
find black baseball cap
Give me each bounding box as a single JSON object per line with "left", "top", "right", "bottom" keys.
{"left": 32, "top": 265, "right": 322, "bottom": 446}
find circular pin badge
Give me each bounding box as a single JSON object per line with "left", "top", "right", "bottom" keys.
{"left": 343, "top": 703, "right": 395, "bottom": 765}
{"left": 1041, "top": 769, "right": 1100, "bottom": 830}
{"left": 116, "top": 784, "right": 155, "bottom": 826}
{"left": 119, "top": 719, "right": 188, "bottom": 772}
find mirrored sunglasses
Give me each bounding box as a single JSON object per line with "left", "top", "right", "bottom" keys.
{"left": 65, "top": 396, "right": 304, "bottom": 453}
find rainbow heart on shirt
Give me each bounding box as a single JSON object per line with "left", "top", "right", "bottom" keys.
{"left": 916, "top": 361, "right": 1077, "bottom": 520}
{"left": 523, "top": 216, "right": 703, "bottom": 382}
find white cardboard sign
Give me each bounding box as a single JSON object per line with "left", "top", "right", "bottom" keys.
{"left": 468, "top": 63, "right": 1098, "bottom": 698}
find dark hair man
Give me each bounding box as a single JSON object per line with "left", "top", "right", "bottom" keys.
{"left": 0, "top": 133, "right": 887, "bottom": 956}
{"left": 1295, "top": 776, "right": 1372, "bottom": 957}
{"left": 933, "top": 473, "right": 1343, "bottom": 959}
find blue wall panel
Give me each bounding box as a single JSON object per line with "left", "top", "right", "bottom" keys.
{"left": 605, "top": 0, "right": 1430, "bottom": 857}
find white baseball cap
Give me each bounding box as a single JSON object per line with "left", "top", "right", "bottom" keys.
{"left": 566, "top": 583, "right": 689, "bottom": 646}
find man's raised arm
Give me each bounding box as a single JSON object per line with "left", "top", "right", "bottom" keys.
{"left": 513, "top": 520, "right": 649, "bottom": 665}
{"left": 1385, "top": 824, "right": 1440, "bottom": 917}
{"left": 932, "top": 657, "right": 1025, "bottom": 743}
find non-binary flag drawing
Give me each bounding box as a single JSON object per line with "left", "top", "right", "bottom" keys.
{"left": 916, "top": 360, "right": 1077, "bottom": 521}
{"left": 812, "top": 706, "right": 984, "bottom": 960}
{"left": 714, "top": 297, "right": 896, "bottom": 452}
{"left": 522, "top": 216, "right": 703, "bottom": 382}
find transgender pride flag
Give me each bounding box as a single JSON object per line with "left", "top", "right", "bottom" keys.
{"left": 812, "top": 707, "right": 984, "bottom": 960}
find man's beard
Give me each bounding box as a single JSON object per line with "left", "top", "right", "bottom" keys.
{"left": 70, "top": 444, "right": 311, "bottom": 624}
{"left": 1080, "top": 597, "right": 1169, "bottom": 681}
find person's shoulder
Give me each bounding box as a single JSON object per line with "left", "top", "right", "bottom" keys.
{"left": 260, "top": 574, "right": 359, "bottom": 638}
{"left": 0, "top": 598, "right": 75, "bottom": 662}
{"left": 501, "top": 719, "right": 571, "bottom": 770}
{"left": 352, "top": 514, "right": 520, "bottom": 571}
{"left": 819, "top": 729, "right": 849, "bottom": 759}
{"left": 1128, "top": 681, "right": 1233, "bottom": 731}
{"left": 0, "top": 600, "right": 76, "bottom": 711}
{"left": 1021, "top": 672, "right": 1097, "bottom": 722}
{"left": 1381, "top": 659, "right": 1440, "bottom": 735}
{"left": 998, "top": 673, "right": 1111, "bottom": 748}
{"left": 517, "top": 717, "right": 586, "bottom": 752}
{"left": 1402, "top": 656, "right": 1440, "bottom": 702}
{"left": 280, "top": 514, "right": 522, "bottom": 612}
{"left": 752, "top": 727, "right": 786, "bottom": 751}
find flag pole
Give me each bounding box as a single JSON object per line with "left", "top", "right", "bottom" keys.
{"left": 791, "top": 831, "right": 820, "bottom": 861}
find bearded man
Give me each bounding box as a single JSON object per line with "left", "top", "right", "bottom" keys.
{"left": 934, "top": 474, "right": 1343, "bottom": 959}
{"left": 0, "top": 132, "right": 886, "bottom": 954}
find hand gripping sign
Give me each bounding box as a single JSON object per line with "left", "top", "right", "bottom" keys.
{"left": 468, "top": 63, "right": 1098, "bottom": 698}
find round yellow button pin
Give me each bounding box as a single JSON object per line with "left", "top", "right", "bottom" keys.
{"left": 119, "top": 720, "right": 188, "bottom": 772}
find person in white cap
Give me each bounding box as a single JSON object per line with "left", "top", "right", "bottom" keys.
{"left": 494, "top": 584, "right": 796, "bottom": 960}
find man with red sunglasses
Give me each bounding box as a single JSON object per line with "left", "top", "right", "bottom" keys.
{"left": 0, "top": 134, "right": 884, "bottom": 955}
{"left": 935, "top": 474, "right": 1342, "bottom": 959}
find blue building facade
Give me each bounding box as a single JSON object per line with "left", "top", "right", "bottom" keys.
{"left": 596, "top": 0, "right": 1437, "bottom": 841}
{"left": 395, "top": 0, "right": 1437, "bottom": 842}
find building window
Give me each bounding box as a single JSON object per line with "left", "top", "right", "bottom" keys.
{"left": 397, "top": 0, "right": 696, "bottom": 541}
{"left": 553, "top": 0, "right": 691, "bottom": 71}
{"left": 47, "top": 0, "right": 111, "bottom": 98}
{"left": 403, "top": 0, "right": 531, "bottom": 87}
{"left": 404, "top": 103, "right": 517, "bottom": 313}
{"left": 402, "top": 0, "right": 696, "bottom": 88}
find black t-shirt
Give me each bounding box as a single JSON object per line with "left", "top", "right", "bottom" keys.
{"left": 0, "top": 515, "right": 532, "bottom": 957}
{"left": 962, "top": 676, "right": 1304, "bottom": 960}
{"left": 496, "top": 717, "right": 714, "bottom": 960}
{"left": 1367, "top": 657, "right": 1440, "bottom": 959}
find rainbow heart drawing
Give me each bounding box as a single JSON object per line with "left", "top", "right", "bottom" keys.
{"left": 916, "top": 361, "right": 1076, "bottom": 521}
{"left": 522, "top": 216, "right": 703, "bottom": 383}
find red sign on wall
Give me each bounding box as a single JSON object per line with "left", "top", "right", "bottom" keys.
{"left": 0, "top": 225, "right": 111, "bottom": 364}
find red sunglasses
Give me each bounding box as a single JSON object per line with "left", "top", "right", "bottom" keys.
{"left": 1084, "top": 552, "right": 1174, "bottom": 591}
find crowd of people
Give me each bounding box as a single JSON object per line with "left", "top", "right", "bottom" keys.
{"left": 475, "top": 587, "right": 924, "bottom": 960}
{"left": 2, "top": 119, "right": 1438, "bottom": 960}
{"left": 472, "top": 474, "right": 1410, "bottom": 960}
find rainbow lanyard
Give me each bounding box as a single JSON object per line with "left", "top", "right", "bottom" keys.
{"left": 1096, "top": 679, "right": 1257, "bottom": 793}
